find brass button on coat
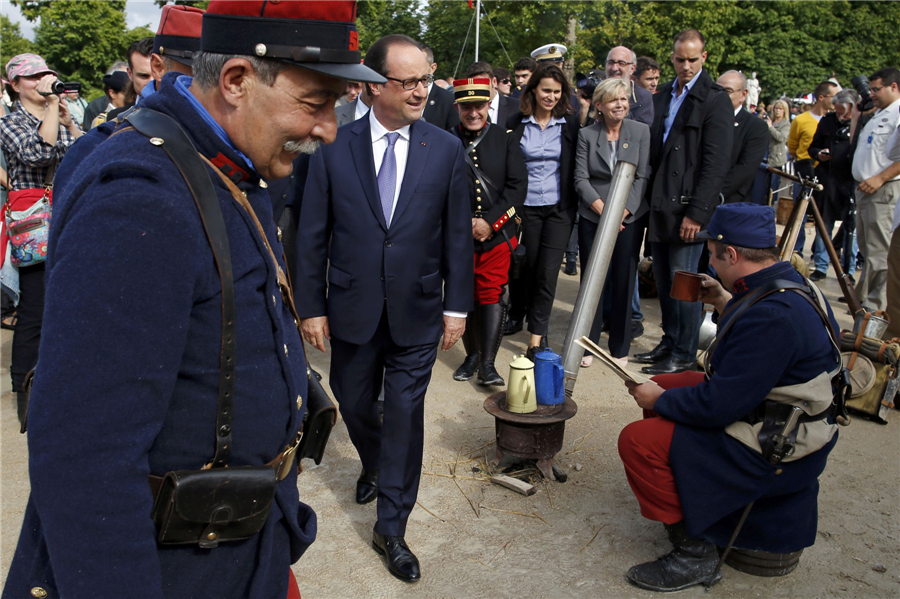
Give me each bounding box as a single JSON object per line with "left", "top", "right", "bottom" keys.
{"left": 31, "top": 589, "right": 48, "bottom": 598}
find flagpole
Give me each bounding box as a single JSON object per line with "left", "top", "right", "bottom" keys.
{"left": 475, "top": 0, "right": 481, "bottom": 61}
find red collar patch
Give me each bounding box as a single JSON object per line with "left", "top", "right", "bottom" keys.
{"left": 733, "top": 277, "right": 748, "bottom": 293}
{"left": 209, "top": 152, "right": 250, "bottom": 184}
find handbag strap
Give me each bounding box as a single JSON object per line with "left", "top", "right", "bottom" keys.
{"left": 124, "top": 108, "right": 236, "bottom": 469}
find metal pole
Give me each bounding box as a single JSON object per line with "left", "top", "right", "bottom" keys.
{"left": 475, "top": 0, "right": 481, "bottom": 62}
{"left": 561, "top": 160, "right": 638, "bottom": 396}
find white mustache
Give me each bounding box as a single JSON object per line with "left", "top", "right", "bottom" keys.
{"left": 283, "top": 139, "right": 320, "bottom": 155}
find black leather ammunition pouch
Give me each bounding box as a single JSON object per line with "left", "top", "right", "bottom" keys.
{"left": 151, "top": 466, "right": 277, "bottom": 549}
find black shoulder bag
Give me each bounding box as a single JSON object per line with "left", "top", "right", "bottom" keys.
{"left": 460, "top": 125, "right": 525, "bottom": 278}
{"left": 124, "top": 109, "right": 303, "bottom": 549}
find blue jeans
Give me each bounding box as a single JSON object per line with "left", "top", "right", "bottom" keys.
{"left": 812, "top": 230, "right": 829, "bottom": 272}
{"left": 650, "top": 241, "right": 704, "bottom": 361}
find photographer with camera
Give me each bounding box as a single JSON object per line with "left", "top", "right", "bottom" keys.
{"left": 849, "top": 67, "right": 900, "bottom": 312}
{"left": 0, "top": 53, "right": 82, "bottom": 428}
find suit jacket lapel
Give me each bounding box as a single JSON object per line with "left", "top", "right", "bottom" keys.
{"left": 596, "top": 125, "right": 611, "bottom": 171}
{"left": 391, "top": 121, "right": 429, "bottom": 227}
{"left": 349, "top": 118, "right": 388, "bottom": 231}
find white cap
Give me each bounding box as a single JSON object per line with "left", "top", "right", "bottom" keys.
{"left": 531, "top": 43, "right": 567, "bottom": 62}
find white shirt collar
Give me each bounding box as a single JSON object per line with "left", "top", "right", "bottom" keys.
{"left": 369, "top": 108, "right": 411, "bottom": 142}
{"left": 734, "top": 106, "right": 742, "bottom": 117}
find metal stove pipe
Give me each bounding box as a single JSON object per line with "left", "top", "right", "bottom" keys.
{"left": 561, "top": 160, "right": 637, "bottom": 396}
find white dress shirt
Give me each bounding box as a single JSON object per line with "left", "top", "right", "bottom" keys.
{"left": 489, "top": 93, "right": 500, "bottom": 124}
{"left": 354, "top": 97, "right": 370, "bottom": 122}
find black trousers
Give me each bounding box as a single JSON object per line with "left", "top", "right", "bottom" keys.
{"left": 508, "top": 204, "right": 575, "bottom": 336}
{"left": 11, "top": 262, "right": 45, "bottom": 392}
{"left": 329, "top": 306, "right": 438, "bottom": 538}
{"left": 578, "top": 217, "right": 641, "bottom": 358}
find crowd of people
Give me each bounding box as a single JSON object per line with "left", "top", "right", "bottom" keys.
{"left": 0, "top": 1, "right": 898, "bottom": 597}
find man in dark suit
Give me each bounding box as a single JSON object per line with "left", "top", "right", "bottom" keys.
{"left": 464, "top": 61, "right": 518, "bottom": 126}
{"left": 335, "top": 86, "right": 372, "bottom": 127}
{"left": 296, "top": 34, "right": 473, "bottom": 583}
{"left": 634, "top": 29, "right": 733, "bottom": 375}
{"left": 718, "top": 70, "right": 769, "bottom": 204}
{"left": 420, "top": 44, "right": 460, "bottom": 130}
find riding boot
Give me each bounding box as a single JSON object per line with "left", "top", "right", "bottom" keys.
{"left": 625, "top": 520, "right": 721, "bottom": 592}
{"left": 16, "top": 391, "right": 28, "bottom": 433}
{"left": 477, "top": 301, "right": 505, "bottom": 386}
{"left": 453, "top": 310, "right": 480, "bottom": 381}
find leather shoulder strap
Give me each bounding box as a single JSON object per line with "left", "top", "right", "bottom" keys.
{"left": 124, "top": 108, "right": 236, "bottom": 469}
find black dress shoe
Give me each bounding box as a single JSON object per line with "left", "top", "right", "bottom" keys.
{"left": 809, "top": 270, "right": 827, "bottom": 281}
{"left": 372, "top": 531, "right": 421, "bottom": 582}
{"left": 356, "top": 469, "right": 378, "bottom": 504}
{"left": 641, "top": 356, "right": 695, "bottom": 375}
{"left": 502, "top": 317, "right": 523, "bottom": 336}
{"left": 633, "top": 344, "right": 671, "bottom": 365}
{"left": 563, "top": 262, "right": 577, "bottom": 276}
{"left": 631, "top": 320, "right": 644, "bottom": 340}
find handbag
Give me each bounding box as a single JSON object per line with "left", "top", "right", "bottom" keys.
{"left": 123, "top": 109, "right": 304, "bottom": 548}
{"left": 5, "top": 159, "right": 56, "bottom": 267}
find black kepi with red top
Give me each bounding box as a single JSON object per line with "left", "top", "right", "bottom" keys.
{"left": 201, "top": 0, "right": 385, "bottom": 83}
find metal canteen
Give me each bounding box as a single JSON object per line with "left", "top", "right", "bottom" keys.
{"left": 533, "top": 349, "right": 565, "bottom": 405}
{"left": 506, "top": 355, "right": 537, "bottom": 414}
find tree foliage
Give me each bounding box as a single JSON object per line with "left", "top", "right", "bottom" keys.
{"left": 1, "top": 15, "right": 35, "bottom": 77}
{"left": 359, "top": 0, "right": 900, "bottom": 100}
{"left": 151, "top": 0, "right": 210, "bottom": 8}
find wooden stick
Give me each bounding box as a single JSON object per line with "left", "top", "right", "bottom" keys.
{"left": 543, "top": 478, "right": 554, "bottom": 509}
{"left": 422, "top": 471, "right": 489, "bottom": 482}
{"left": 455, "top": 478, "right": 480, "bottom": 517}
{"left": 488, "top": 539, "right": 513, "bottom": 564}
{"left": 479, "top": 506, "right": 551, "bottom": 527}
{"left": 415, "top": 501, "right": 446, "bottom": 522}
{"left": 490, "top": 475, "right": 536, "bottom": 496}
{"left": 580, "top": 524, "right": 605, "bottom": 552}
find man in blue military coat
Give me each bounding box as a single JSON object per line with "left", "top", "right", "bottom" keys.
{"left": 295, "top": 34, "right": 473, "bottom": 583}
{"left": 2, "top": 3, "right": 385, "bottom": 598}
{"left": 618, "top": 203, "right": 842, "bottom": 592}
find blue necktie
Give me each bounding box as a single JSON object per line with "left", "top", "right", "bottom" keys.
{"left": 377, "top": 132, "right": 400, "bottom": 225}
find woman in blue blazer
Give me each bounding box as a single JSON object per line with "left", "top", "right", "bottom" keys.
{"left": 574, "top": 77, "right": 651, "bottom": 366}
{"left": 504, "top": 63, "right": 581, "bottom": 358}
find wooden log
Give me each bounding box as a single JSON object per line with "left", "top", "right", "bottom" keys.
{"left": 490, "top": 475, "right": 536, "bottom": 496}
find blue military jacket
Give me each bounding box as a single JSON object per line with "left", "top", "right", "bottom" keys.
{"left": 654, "top": 261, "right": 841, "bottom": 552}
{"left": 3, "top": 74, "right": 312, "bottom": 599}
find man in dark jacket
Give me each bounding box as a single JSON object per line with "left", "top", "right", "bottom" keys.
{"left": 718, "top": 70, "right": 768, "bottom": 204}
{"left": 449, "top": 77, "right": 527, "bottom": 386}
{"left": 620, "top": 203, "right": 841, "bottom": 592}
{"left": 2, "top": 3, "right": 384, "bottom": 598}
{"left": 634, "top": 29, "right": 733, "bottom": 375}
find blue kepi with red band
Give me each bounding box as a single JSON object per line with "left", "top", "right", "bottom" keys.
{"left": 201, "top": 0, "right": 385, "bottom": 83}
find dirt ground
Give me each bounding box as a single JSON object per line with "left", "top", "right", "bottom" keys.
{"left": 2, "top": 223, "right": 899, "bottom": 598}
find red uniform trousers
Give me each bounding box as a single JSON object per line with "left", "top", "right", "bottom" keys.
{"left": 617, "top": 371, "right": 706, "bottom": 524}
{"left": 288, "top": 570, "right": 301, "bottom": 599}
{"left": 474, "top": 238, "right": 514, "bottom": 305}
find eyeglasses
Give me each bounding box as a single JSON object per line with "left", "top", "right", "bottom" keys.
{"left": 500, "top": 78, "right": 511, "bottom": 84}
{"left": 869, "top": 85, "right": 885, "bottom": 94}
{"left": 605, "top": 59, "right": 634, "bottom": 68}
{"left": 384, "top": 74, "right": 434, "bottom": 90}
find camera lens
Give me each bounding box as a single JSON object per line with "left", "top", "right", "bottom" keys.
{"left": 50, "top": 80, "right": 66, "bottom": 94}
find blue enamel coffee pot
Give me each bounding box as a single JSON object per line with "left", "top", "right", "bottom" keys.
{"left": 533, "top": 348, "right": 565, "bottom": 406}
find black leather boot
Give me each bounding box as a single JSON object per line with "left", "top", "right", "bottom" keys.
{"left": 625, "top": 521, "right": 721, "bottom": 592}
{"left": 477, "top": 302, "right": 505, "bottom": 386}
{"left": 453, "top": 311, "right": 480, "bottom": 381}
{"left": 16, "top": 391, "right": 28, "bottom": 434}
